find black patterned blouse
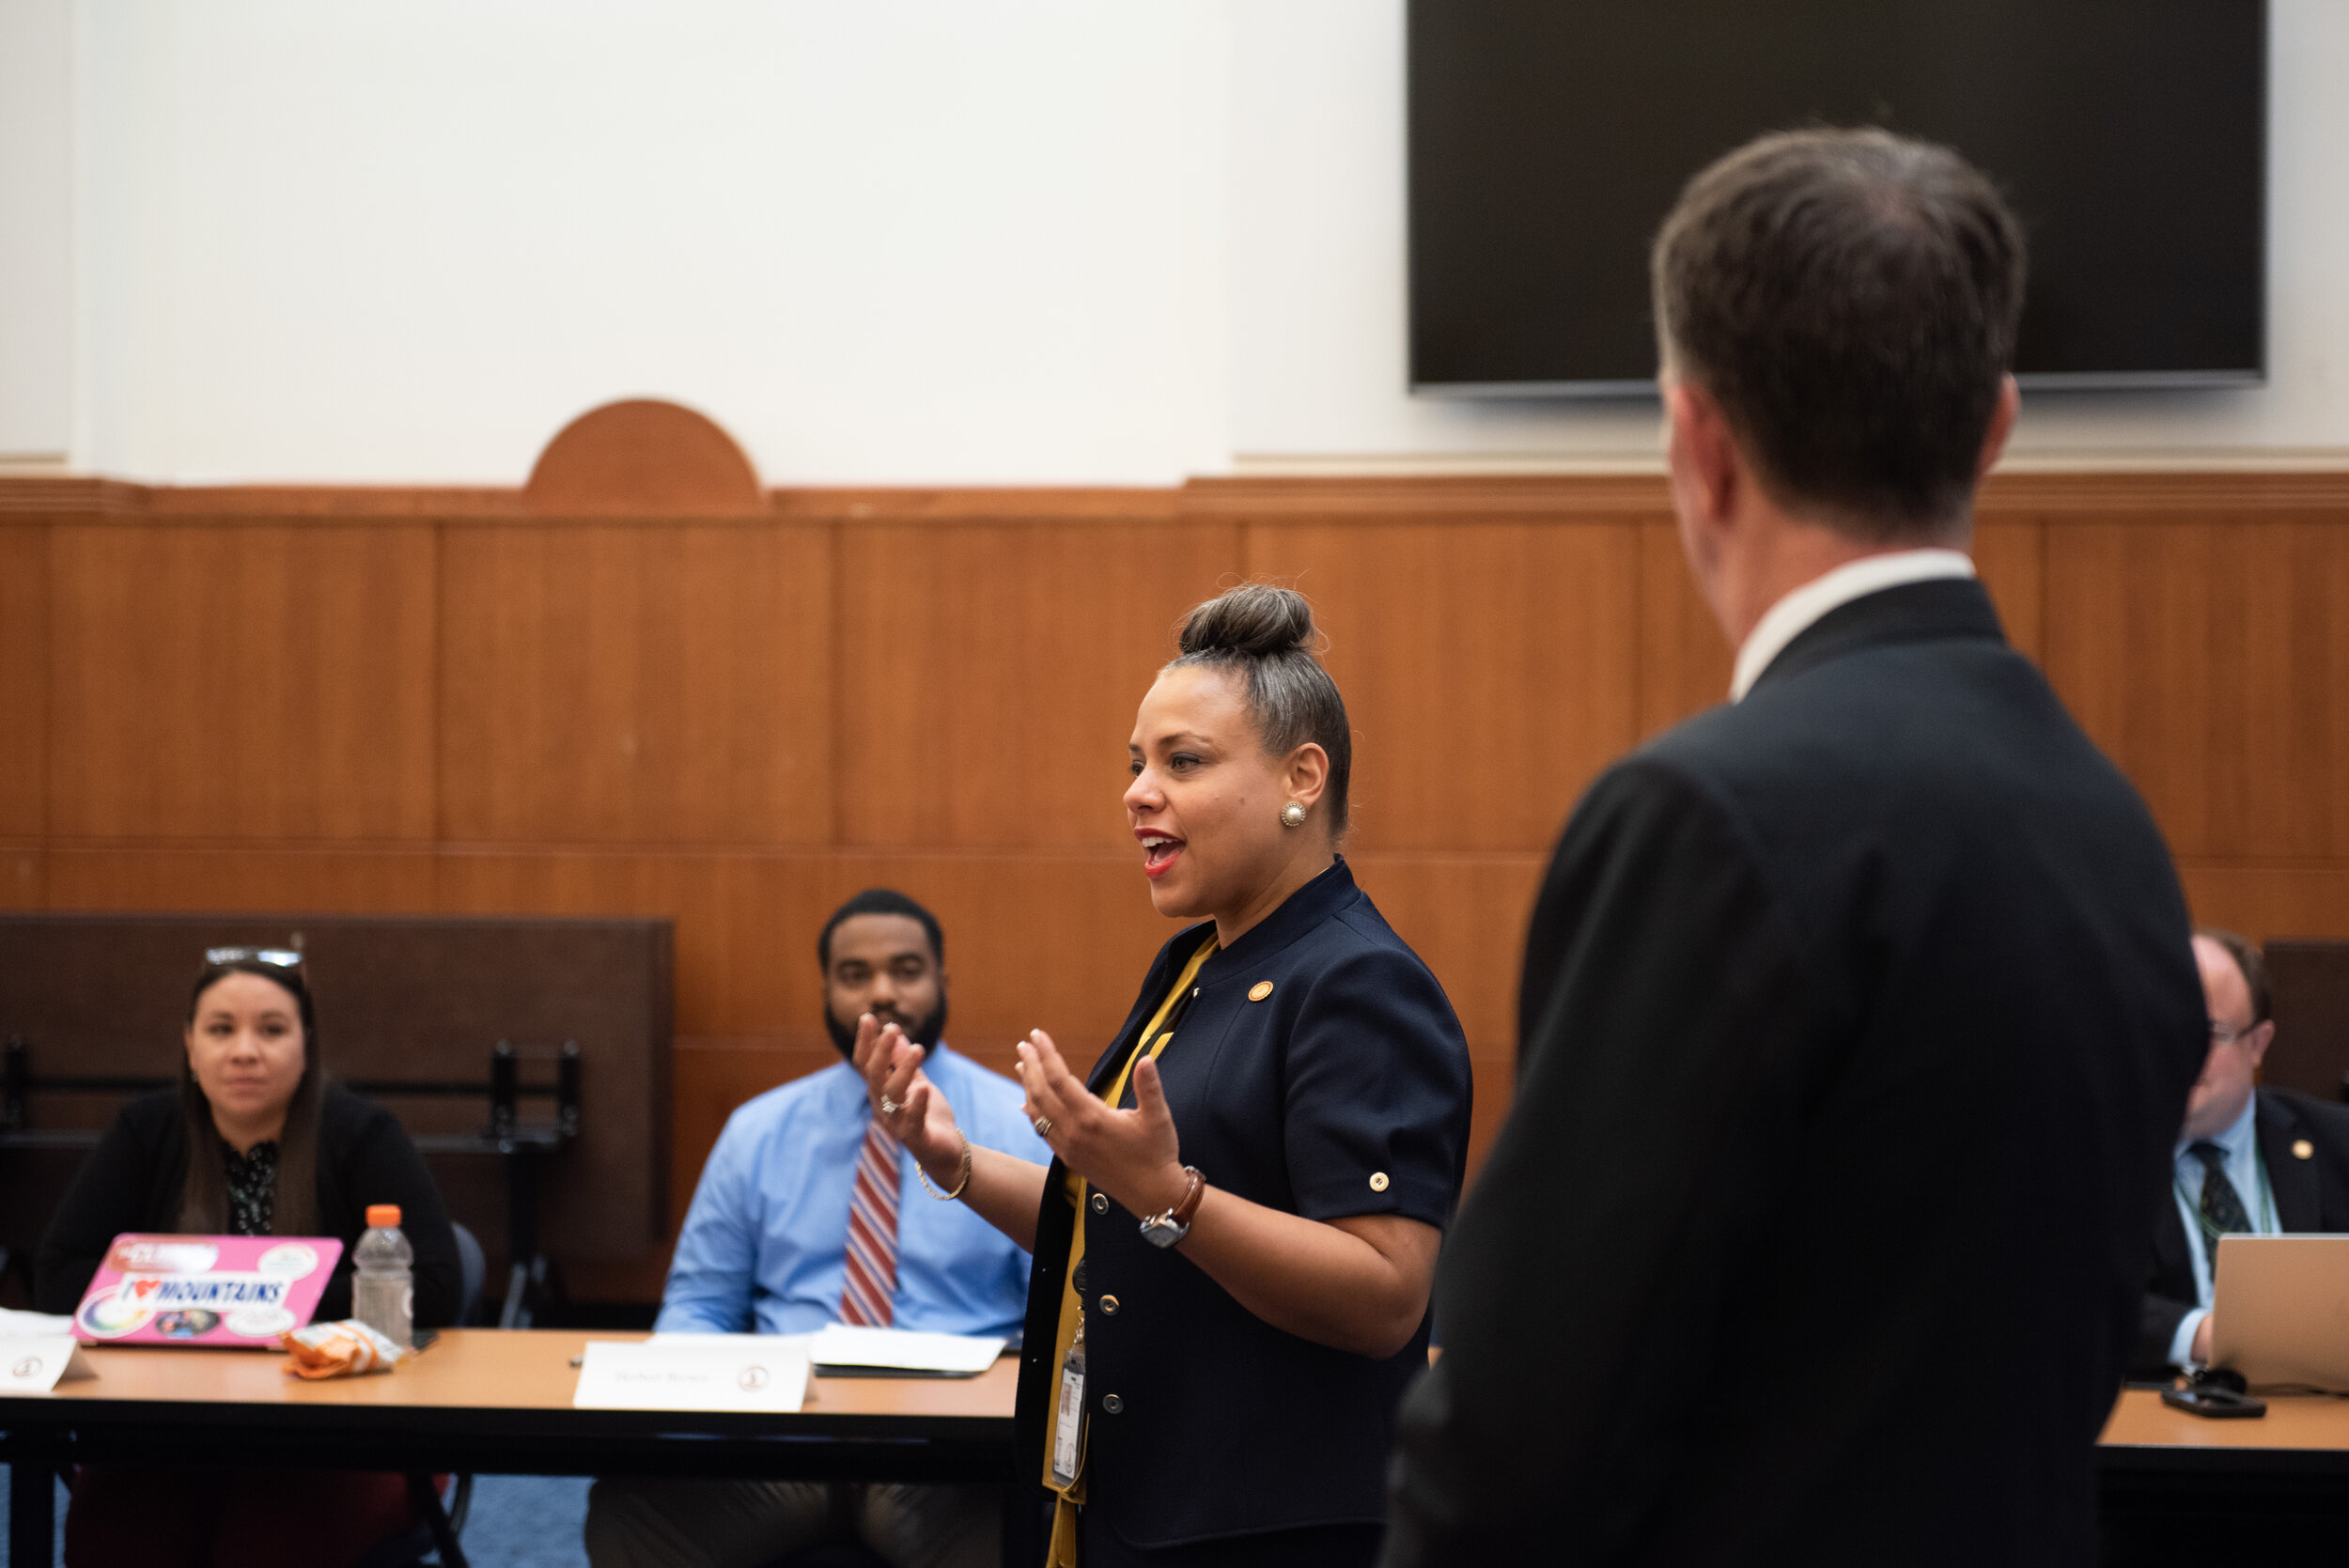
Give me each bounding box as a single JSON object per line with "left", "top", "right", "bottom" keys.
{"left": 221, "top": 1139, "right": 279, "bottom": 1236}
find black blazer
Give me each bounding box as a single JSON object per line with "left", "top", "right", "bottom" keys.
{"left": 35, "top": 1083, "right": 464, "bottom": 1328}
{"left": 1384, "top": 580, "right": 2205, "bottom": 1567}
{"left": 2135, "top": 1087, "right": 2349, "bottom": 1376}
{"left": 1015, "top": 860, "right": 1472, "bottom": 1552}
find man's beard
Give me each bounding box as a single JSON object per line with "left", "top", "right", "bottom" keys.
{"left": 825, "top": 995, "right": 947, "bottom": 1060}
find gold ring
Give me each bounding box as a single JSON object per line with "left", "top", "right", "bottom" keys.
{"left": 1034, "top": 1115, "right": 1053, "bottom": 1137}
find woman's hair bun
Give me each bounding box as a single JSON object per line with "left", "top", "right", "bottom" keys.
{"left": 1164, "top": 581, "right": 1351, "bottom": 836}
{"left": 1177, "top": 582, "right": 1316, "bottom": 660}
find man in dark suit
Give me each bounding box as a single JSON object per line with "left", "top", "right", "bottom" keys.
{"left": 1382, "top": 129, "right": 2206, "bottom": 1566}
{"left": 2137, "top": 929, "right": 2349, "bottom": 1377}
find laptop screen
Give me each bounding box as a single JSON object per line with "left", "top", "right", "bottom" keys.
{"left": 74, "top": 1233, "right": 344, "bottom": 1347}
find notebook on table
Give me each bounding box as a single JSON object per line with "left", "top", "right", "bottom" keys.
{"left": 73, "top": 1233, "right": 344, "bottom": 1347}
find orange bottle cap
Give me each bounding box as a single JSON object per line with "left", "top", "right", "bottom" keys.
{"left": 366, "top": 1203, "right": 402, "bottom": 1228}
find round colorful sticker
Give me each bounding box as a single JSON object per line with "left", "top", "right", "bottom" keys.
{"left": 78, "top": 1289, "right": 153, "bottom": 1339}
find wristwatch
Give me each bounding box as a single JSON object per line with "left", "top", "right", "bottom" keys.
{"left": 1137, "top": 1167, "right": 1206, "bottom": 1249}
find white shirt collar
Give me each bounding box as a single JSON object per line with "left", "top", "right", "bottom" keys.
{"left": 1729, "top": 549, "right": 1976, "bottom": 702}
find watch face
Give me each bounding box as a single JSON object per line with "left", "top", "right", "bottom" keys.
{"left": 1138, "top": 1217, "right": 1185, "bottom": 1250}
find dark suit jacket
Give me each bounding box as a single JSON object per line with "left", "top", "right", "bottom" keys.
{"left": 1015, "top": 860, "right": 1472, "bottom": 1552}
{"left": 2135, "top": 1087, "right": 2349, "bottom": 1376}
{"left": 35, "top": 1083, "right": 463, "bottom": 1327}
{"left": 1382, "top": 579, "right": 2205, "bottom": 1567}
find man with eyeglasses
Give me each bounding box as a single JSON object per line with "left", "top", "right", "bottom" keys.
{"left": 2135, "top": 928, "right": 2349, "bottom": 1376}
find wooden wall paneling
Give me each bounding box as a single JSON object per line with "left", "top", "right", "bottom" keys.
{"left": 435, "top": 849, "right": 821, "bottom": 1038}
{"left": 0, "top": 846, "right": 42, "bottom": 908}
{"left": 1970, "top": 519, "right": 2044, "bottom": 663}
{"left": 1346, "top": 852, "right": 1549, "bottom": 1178}
{"left": 1636, "top": 517, "right": 2046, "bottom": 736}
{"left": 2040, "top": 520, "right": 2211, "bottom": 856}
{"left": 1343, "top": 854, "right": 1548, "bottom": 1057}
{"left": 447, "top": 846, "right": 1183, "bottom": 1223}
{"left": 437, "top": 850, "right": 1174, "bottom": 1067}
{"left": 46, "top": 525, "right": 438, "bottom": 840}
{"left": 1637, "top": 520, "right": 1735, "bottom": 737}
{"left": 1241, "top": 520, "right": 1641, "bottom": 853}
{"left": 2043, "top": 518, "right": 2349, "bottom": 862}
{"left": 833, "top": 512, "right": 1237, "bottom": 848}
{"left": 13, "top": 469, "right": 2349, "bottom": 1303}
{"left": 819, "top": 851, "right": 1183, "bottom": 1077}
{"left": 2242, "top": 521, "right": 2349, "bottom": 858}
{"left": 2177, "top": 863, "right": 2349, "bottom": 945}
{"left": 44, "top": 846, "right": 438, "bottom": 911}
{"left": 438, "top": 847, "right": 820, "bottom": 1268}
{"left": 0, "top": 524, "right": 48, "bottom": 837}
{"left": 437, "top": 523, "right": 834, "bottom": 846}
{"left": 439, "top": 850, "right": 1159, "bottom": 1056}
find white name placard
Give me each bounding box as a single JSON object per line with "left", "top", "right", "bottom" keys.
{"left": 1, "top": 1335, "right": 96, "bottom": 1394}
{"left": 572, "top": 1339, "right": 809, "bottom": 1413}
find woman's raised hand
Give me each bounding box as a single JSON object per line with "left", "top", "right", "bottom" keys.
{"left": 853, "top": 1014, "right": 963, "bottom": 1181}
{"left": 1016, "top": 1029, "right": 1190, "bottom": 1219}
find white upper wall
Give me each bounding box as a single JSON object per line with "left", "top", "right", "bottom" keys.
{"left": 64, "top": 0, "right": 1233, "bottom": 484}
{"left": 5, "top": 0, "right": 2343, "bottom": 482}
{"left": 0, "top": 0, "right": 73, "bottom": 459}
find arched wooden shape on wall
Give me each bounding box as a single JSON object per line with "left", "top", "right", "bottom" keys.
{"left": 523, "top": 398, "right": 765, "bottom": 516}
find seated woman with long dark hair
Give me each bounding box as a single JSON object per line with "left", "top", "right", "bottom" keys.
{"left": 36, "top": 948, "right": 463, "bottom": 1568}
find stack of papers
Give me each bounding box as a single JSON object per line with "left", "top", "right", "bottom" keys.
{"left": 808, "top": 1325, "right": 1004, "bottom": 1377}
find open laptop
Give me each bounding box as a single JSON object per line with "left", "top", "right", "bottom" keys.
{"left": 2210, "top": 1234, "right": 2349, "bottom": 1389}
{"left": 73, "top": 1233, "right": 343, "bottom": 1348}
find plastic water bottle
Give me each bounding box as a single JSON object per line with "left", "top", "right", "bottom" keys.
{"left": 352, "top": 1203, "right": 414, "bottom": 1351}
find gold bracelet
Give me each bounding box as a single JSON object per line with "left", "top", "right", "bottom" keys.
{"left": 915, "top": 1130, "right": 972, "bottom": 1202}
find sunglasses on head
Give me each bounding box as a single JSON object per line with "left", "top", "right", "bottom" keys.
{"left": 204, "top": 947, "right": 303, "bottom": 970}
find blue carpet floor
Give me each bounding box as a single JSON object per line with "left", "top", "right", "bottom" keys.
{"left": 449, "top": 1475, "right": 594, "bottom": 1566}
{"left": 1, "top": 1467, "right": 590, "bottom": 1566}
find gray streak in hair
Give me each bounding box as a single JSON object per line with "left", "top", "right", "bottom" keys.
{"left": 1165, "top": 583, "right": 1353, "bottom": 838}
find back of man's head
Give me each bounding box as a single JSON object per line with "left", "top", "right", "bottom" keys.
{"left": 1651, "top": 127, "right": 2027, "bottom": 542}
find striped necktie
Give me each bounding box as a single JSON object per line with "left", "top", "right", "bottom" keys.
{"left": 839, "top": 1116, "right": 903, "bottom": 1327}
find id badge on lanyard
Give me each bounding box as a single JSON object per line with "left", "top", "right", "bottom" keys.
{"left": 1050, "top": 1311, "right": 1088, "bottom": 1488}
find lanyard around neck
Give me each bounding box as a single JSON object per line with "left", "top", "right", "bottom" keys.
{"left": 1102, "top": 940, "right": 1215, "bottom": 1111}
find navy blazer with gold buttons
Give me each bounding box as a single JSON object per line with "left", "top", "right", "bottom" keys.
{"left": 1015, "top": 858, "right": 1472, "bottom": 1552}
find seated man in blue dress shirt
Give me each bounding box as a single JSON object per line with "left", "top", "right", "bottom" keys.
{"left": 587, "top": 889, "right": 1048, "bottom": 1568}
{"left": 2134, "top": 928, "right": 2349, "bottom": 1377}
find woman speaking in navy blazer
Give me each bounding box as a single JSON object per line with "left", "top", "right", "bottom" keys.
{"left": 856, "top": 583, "right": 1473, "bottom": 1567}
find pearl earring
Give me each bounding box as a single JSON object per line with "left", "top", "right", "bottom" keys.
{"left": 1281, "top": 801, "right": 1308, "bottom": 829}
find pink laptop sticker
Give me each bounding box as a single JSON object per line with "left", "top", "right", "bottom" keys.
{"left": 74, "top": 1234, "right": 343, "bottom": 1347}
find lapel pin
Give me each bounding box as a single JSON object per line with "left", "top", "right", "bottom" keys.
{"left": 1248, "top": 982, "right": 1274, "bottom": 1001}
{"left": 2294, "top": 1139, "right": 2315, "bottom": 1160}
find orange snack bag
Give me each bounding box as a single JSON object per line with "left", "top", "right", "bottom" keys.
{"left": 281, "top": 1318, "right": 408, "bottom": 1379}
